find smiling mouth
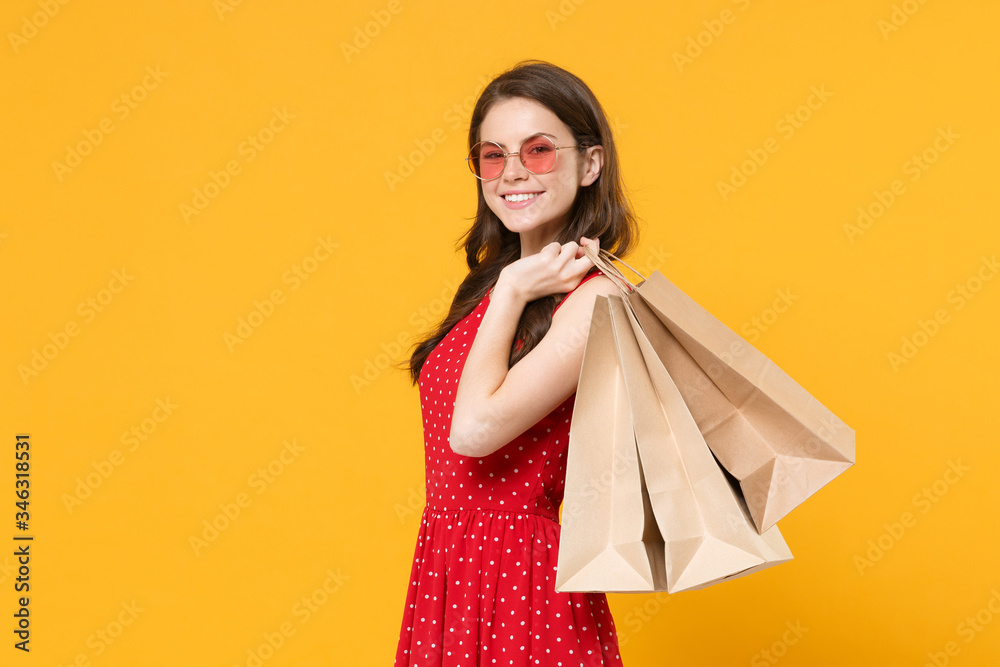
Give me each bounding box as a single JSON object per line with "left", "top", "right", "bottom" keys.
{"left": 503, "top": 193, "right": 540, "bottom": 202}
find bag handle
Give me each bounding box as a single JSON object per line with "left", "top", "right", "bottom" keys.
{"left": 582, "top": 245, "right": 649, "bottom": 294}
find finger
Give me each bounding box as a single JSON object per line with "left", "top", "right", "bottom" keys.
{"left": 561, "top": 240, "right": 580, "bottom": 258}
{"left": 570, "top": 240, "right": 589, "bottom": 260}
{"left": 574, "top": 247, "right": 596, "bottom": 271}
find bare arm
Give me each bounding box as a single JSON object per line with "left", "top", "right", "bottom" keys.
{"left": 449, "top": 238, "right": 622, "bottom": 457}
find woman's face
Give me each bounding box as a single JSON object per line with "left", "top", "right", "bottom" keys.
{"left": 476, "top": 97, "right": 602, "bottom": 252}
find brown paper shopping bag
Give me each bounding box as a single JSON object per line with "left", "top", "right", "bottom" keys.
{"left": 556, "top": 295, "right": 667, "bottom": 593}
{"left": 584, "top": 245, "right": 855, "bottom": 533}
{"left": 607, "top": 294, "right": 792, "bottom": 592}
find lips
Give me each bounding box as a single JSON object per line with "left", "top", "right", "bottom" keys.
{"left": 500, "top": 191, "right": 542, "bottom": 209}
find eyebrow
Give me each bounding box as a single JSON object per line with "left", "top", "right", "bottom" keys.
{"left": 487, "top": 132, "right": 558, "bottom": 149}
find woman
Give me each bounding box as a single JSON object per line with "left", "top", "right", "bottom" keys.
{"left": 395, "top": 59, "right": 640, "bottom": 666}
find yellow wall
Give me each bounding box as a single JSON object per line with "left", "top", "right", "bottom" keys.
{"left": 2, "top": 1, "right": 998, "bottom": 664}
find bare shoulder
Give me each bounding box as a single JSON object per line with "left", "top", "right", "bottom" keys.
{"left": 578, "top": 273, "right": 622, "bottom": 297}
{"left": 561, "top": 274, "right": 622, "bottom": 308}
{"left": 550, "top": 274, "right": 622, "bottom": 326}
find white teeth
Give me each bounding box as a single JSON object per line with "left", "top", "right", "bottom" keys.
{"left": 503, "top": 193, "right": 539, "bottom": 202}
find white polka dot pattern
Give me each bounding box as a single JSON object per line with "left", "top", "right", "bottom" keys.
{"left": 394, "top": 271, "right": 623, "bottom": 666}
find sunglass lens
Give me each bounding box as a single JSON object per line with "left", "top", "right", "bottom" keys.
{"left": 521, "top": 135, "right": 557, "bottom": 174}
{"left": 470, "top": 142, "right": 504, "bottom": 180}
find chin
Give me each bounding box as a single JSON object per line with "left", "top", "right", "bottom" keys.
{"left": 498, "top": 215, "right": 543, "bottom": 234}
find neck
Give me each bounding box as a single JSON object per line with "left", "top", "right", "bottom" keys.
{"left": 518, "top": 220, "right": 565, "bottom": 259}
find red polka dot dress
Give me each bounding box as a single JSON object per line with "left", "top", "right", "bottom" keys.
{"left": 394, "top": 270, "right": 624, "bottom": 666}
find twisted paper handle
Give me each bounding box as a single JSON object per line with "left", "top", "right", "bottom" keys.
{"left": 582, "top": 245, "right": 648, "bottom": 295}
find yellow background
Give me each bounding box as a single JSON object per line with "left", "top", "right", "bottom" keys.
{"left": 2, "top": 0, "right": 998, "bottom": 665}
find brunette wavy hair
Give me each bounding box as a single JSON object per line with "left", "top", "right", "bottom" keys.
{"left": 399, "top": 60, "right": 640, "bottom": 385}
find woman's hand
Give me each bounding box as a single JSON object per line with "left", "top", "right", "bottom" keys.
{"left": 496, "top": 236, "right": 601, "bottom": 304}
{"left": 450, "top": 233, "right": 618, "bottom": 457}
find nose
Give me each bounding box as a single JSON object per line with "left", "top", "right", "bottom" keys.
{"left": 502, "top": 151, "right": 530, "bottom": 181}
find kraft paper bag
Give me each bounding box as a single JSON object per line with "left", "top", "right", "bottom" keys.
{"left": 555, "top": 295, "right": 667, "bottom": 593}
{"left": 584, "top": 245, "right": 855, "bottom": 533}
{"left": 607, "top": 295, "right": 792, "bottom": 592}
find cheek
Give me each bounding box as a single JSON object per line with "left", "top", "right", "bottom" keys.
{"left": 556, "top": 164, "right": 579, "bottom": 187}
{"left": 481, "top": 185, "right": 500, "bottom": 207}
{"left": 484, "top": 198, "right": 503, "bottom": 218}
{"left": 551, "top": 172, "right": 580, "bottom": 202}
{"left": 484, "top": 191, "right": 513, "bottom": 220}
